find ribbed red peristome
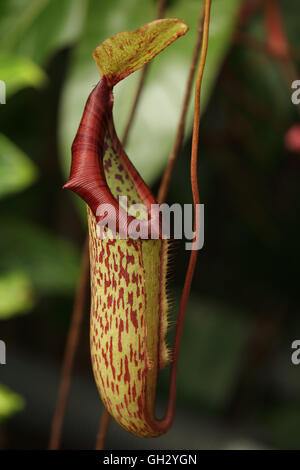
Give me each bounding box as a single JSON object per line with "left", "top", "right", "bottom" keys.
{"left": 63, "top": 76, "right": 158, "bottom": 236}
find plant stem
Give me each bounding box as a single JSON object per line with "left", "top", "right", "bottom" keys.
{"left": 49, "top": 236, "right": 89, "bottom": 449}
{"left": 121, "top": 66, "right": 149, "bottom": 147}
{"left": 122, "top": 0, "right": 167, "bottom": 147}
{"left": 157, "top": 0, "right": 167, "bottom": 19}
{"left": 159, "top": 0, "right": 212, "bottom": 432}
{"left": 95, "top": 409, "right": 111, "bottom": 450}
{"left": 157, "top": 10, "right": 204, "bottom": 204}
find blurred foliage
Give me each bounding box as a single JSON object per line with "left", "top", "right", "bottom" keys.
{"left": 0, "top": 0, "right": 83, "bottom": 423}
{"left": 159, "top": 293, "right": 250, "bottom": 412}
{"left": 0, "top": 220, "right": 79, "bottom": 295}
{"left": 0, "top": 385, "right": 24, "bottom": 422}
{"left": 0, "top": 271, "right": 34, "bottom": 320}
{"left": 0, "top": 133, "right": 38, "bottom": 199}
{"left": 0, "top": 53, "right": 46, "bottom": 97}
{"left": 0, "top": 0, "right": 299, "bottom": 450}
{"left": 177, "top": 297, "right": 249, "bottom": 411}
{"left": 0, "top": 0, "right": 84, "bottom": 64}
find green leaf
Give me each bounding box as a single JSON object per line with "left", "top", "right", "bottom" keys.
{"left": 0, "top": 384, "right": 24, "bottom": 421}
{"left": 0, "top": 0, "right": 85, "bottom": 65}
{"left": 0, "top": 220, "right": 80, "bottom": 295}
{"left": 0, "top": 53, "right": 46, "bottom": 97}
{"left": 59, "top": 0, "right": 240, "bottom": 191}
{"left": 0, "top": 271, "right": 34, "bottom": 320}
{"left": 0, "top": 133, "right": 38, "bottom": 199}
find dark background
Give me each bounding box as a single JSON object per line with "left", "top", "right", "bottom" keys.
{"left": 1, "top": 0, "right": 300, "bottom": 450}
